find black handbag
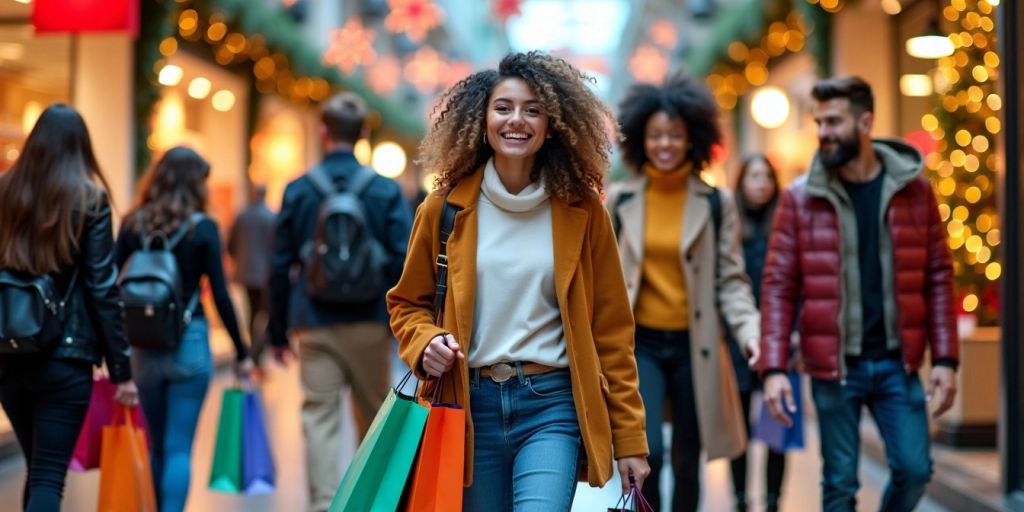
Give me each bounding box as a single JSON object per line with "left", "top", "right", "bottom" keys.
{"left": 0, "top": 268, "right": 76, "bottom": 354}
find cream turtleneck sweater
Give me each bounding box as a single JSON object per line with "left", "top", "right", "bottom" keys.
{"left": 468, "top": 159, "right": 568, "bottom": 368}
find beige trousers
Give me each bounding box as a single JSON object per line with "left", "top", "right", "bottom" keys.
{"left": 294, "top": 322, "right": 390, "bottom": 512}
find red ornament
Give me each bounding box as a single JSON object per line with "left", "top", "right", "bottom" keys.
{"left": 492, "top": 0, "right": 522, "bottom": 21}
{"left": 385, "top": 0, "right": 444, "bottom": 43}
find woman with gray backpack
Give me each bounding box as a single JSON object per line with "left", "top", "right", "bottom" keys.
{"left": 0, "top": 104, "right": 139, "bottom": 511}
{"left": 114, "top": 146, "right": 253, "bottom": 512}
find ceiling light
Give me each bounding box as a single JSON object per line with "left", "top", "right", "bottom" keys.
{"left": 188, "top": 77, "right": 211, "bottom": 99}
{"left": 158, "top": 65, "right": 184, "bottom": 86}
{"left": 900, "top": 74, "right": 933, "bottom": 96}
{"left": 750, "top": 87, "right": 790, "bottom": 129}
{"left": 211, "top": 90, "right": 235, "bottom": 111}
{"left": 906, "top": 20, "right": 954, "bottom": 59}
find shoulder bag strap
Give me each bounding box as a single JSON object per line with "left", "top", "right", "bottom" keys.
{"left": 345, "top": 166, "right": 377, "bottom": 197}
{"left": 433, "top": 193, "right": 461, "bottom": 325}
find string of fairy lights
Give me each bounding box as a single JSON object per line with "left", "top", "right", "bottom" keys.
{"left": 922, "top": 0, "right": 1001, "bottom": 324}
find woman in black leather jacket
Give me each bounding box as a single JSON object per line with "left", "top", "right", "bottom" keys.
{"left": 0, "top": 104, "right": 138, "bottom": 511}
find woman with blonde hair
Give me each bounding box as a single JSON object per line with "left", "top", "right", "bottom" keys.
{"left": 388, "top": 51, "right": 650, "bottom": 509}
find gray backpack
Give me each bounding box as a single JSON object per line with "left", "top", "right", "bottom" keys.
{"left": 303, "top": 165, "right": 388, "bottom": 304}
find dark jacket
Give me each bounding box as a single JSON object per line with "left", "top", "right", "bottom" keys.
{"left": 268, "top": 150, "right": 412, "bottom": 347}
{"left": 228, "top": 203, "right": 276, "bottom": 289}
{"left": 760, "top": 139, "right": 959, "bottom": 381}
{"left": 51, "top": 194, "right": 132, "bottom": 383}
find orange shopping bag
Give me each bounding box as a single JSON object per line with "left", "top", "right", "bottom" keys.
{"left": 405, "top": 375, "right": 465, "bottom": 511}
{"left": 98, "top": 405, "right": 157, "bottom": 512}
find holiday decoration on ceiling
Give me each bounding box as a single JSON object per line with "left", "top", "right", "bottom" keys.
{"left": 649, "top": 19, "right": 678, "bottom": 49}
{"left": 922, "top": 0, "right": 1000, "bottom": 325}
{"left": 385, "top": 0, "right": 444, "bottom": 43}
{"left": 492, "top": 0, "right": 523, "bottom": 22}
{"left": 442, "top": 60, "right": 474, "bottom": 88}
{"left": 366, "top": 55, "right": 402, "bottom": 95}
{"left": 323, "top": 17, "right": 376, "bottom": 74}
{"left": 405, "top": 46, "right": 445, "bottom": 92}
{"left": 628, "top": 44, "right": 669, "bottom": 84}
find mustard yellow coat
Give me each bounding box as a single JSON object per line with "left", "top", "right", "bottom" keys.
{"left": 387, "top": 170, "right": 649, "bottom": 487}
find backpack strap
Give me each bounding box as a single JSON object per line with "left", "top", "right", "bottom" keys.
{"left": 611, "top": 191, "right": 635, "bottom": 239}
{"left": 307, "top": 165, "right": 377, "bottom": 198}
{"left": 306, "top": 165, "right": 335, "bottom": 198}
{"left": 169, "top": 212, "right": 206, "bottom": 323}
{"left": 433, "top": 193, "right": 461, "bottom": 324}
{"left": 708, "top": 187, "right": 723, "bottom": 241}
{"left": 345, "top": 166, "right": 378, "bottom": 197}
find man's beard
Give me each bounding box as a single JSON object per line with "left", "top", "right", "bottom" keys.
{"left": 819, "top": 130, "right": 860, "bottom": 170}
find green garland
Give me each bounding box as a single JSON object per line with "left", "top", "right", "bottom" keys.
{"left": 132, "top": 0, "right": 425, "bottom": 176}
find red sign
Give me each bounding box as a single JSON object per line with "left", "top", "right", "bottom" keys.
{"left": 32, "top": 0, "right": 139, "bottom": 37}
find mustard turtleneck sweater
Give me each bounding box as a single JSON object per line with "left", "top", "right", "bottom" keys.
{"left": 634, "top": 163, "right": 690, "bottom": 330}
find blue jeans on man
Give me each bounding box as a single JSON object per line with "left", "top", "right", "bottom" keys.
{"left": 811, "top": 356, "right": 932, "bottom": 512}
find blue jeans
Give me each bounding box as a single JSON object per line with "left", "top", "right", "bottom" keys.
{"left": 811, "top": 357, "right": 932, "bottom": 512}
{"left": 132, "top": 318, "right": 213, "bottom": 512}
{"left": 464, "top": 366, "right": 581, "bottom": 511}
{"left": 0, "top": 357, "right": 92, "bottom": 512}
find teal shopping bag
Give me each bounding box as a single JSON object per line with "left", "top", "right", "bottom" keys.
{"left": 208, "top": 388, "right": 245, "bottom": 493}
{"left": 329, "top": 373, "right": 429, "bottom": 512}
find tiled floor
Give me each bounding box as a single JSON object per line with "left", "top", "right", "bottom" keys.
{"left": 0, "top": 343, "right": 950, "bottom": 511}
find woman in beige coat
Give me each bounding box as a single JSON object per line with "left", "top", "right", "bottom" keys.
{"left": 606, "top": 75, "right": 761, "bottom": 511}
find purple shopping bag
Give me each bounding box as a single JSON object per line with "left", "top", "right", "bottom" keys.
{"left": 608, "top": 476, "right": 654, "bottom": 512}
{"left": 70, "top": 376, "right": 149, "bottom": 472}
{"left": 242, "top": 390, "right": 275, "bottom": 494}
{"left": 754, "top": 371, "right": 805, "bottom": 452}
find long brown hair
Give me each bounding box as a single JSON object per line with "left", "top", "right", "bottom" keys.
{"left": 124, "top": 146, "right": 210, "bottom": 235}
{"left": 733, "top": 154, "right": 781, "bottom": 241}
{"left": 418, "top": 51, "right": 617, "bottom": 201}
{"left": 0, "top": 104, "right": 110, "bottom": 274}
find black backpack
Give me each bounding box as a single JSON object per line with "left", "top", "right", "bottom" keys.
{"left": 118, "top": 214, "right": 203, "bottom": 350}
{"left": 0, "top": 268, "right": 76, "bottom": 355}
{"left": 303, "top": 165, "right": 389, "bottom": 304}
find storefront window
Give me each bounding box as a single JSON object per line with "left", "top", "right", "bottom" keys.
{"left": 0, "top": 24, "right": 72, "bottom": 171}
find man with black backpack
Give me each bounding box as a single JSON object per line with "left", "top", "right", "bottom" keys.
{"left": 268, "top": 92, "right": 412, "bottom": 512}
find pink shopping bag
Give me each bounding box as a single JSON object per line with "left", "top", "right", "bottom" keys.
{"left": 70, "top": 376, "right": 149, "bottom": 472}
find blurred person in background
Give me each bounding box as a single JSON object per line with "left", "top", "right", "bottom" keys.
{"left": 760, "top": 76, "right": 959, "bottom": 512}
{"left": 727, "top": 154, "right": 789, "bottom": 512}
{"left": 0, "top": 104, "right": 138, "bottom": 511}
{"left": 388, "top": 51, "right": 650, "bottom": 509}
{"left": 608, "top": 75, "right": 761, "bottom": 512}
{"left": 116, "top": 146, "right": 253, "bottom": 512}
{"left": 267, "top": 92, "right": 412, "bottom": 512}
{"left": 228, "top": 183, "right": 276, "bottom": 371}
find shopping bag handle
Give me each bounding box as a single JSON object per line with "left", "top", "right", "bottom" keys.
{"left": 396, "top": 370, "right": 420, "bottom": 396}
{"left": 630, "top": 476, "right": 652, "bottom": 511}
{"left": 112, "top": 405, "right": 137, "bottom": 429}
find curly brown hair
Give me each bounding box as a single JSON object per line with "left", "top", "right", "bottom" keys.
{"left": 417, "top": 51, "right": 617, "bottom": 201}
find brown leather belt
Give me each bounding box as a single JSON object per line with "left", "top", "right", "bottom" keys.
{"left": 478, "top": 362, "right": 560, "bottom": 383}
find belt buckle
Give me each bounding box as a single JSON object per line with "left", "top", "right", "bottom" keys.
{"left": 489, "top": 363, "right": 515, "bottom": 383}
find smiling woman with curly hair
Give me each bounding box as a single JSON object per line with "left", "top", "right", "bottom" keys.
{"left": 418, "top": 51, "right": 616, "bottom": 200}
{"left": 389, "top": 51, "right": 650, "bottom": 509}
{"left": 606, "top": 75, "right": 762, "bottom": 511}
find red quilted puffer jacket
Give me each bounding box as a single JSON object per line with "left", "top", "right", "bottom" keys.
{"left": 760, "top": 140, "right": 959, "bottom": 380}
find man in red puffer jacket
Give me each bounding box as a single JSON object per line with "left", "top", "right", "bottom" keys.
{"left": 759, "top": 76, "right": 959, "bottom": 512}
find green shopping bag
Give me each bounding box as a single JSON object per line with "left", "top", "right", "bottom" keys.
{"left": 208, "top": 388, "right": 244, "bottom": 493}
{"left": 329, "top": 372, "right": 428, "bottom": 512}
